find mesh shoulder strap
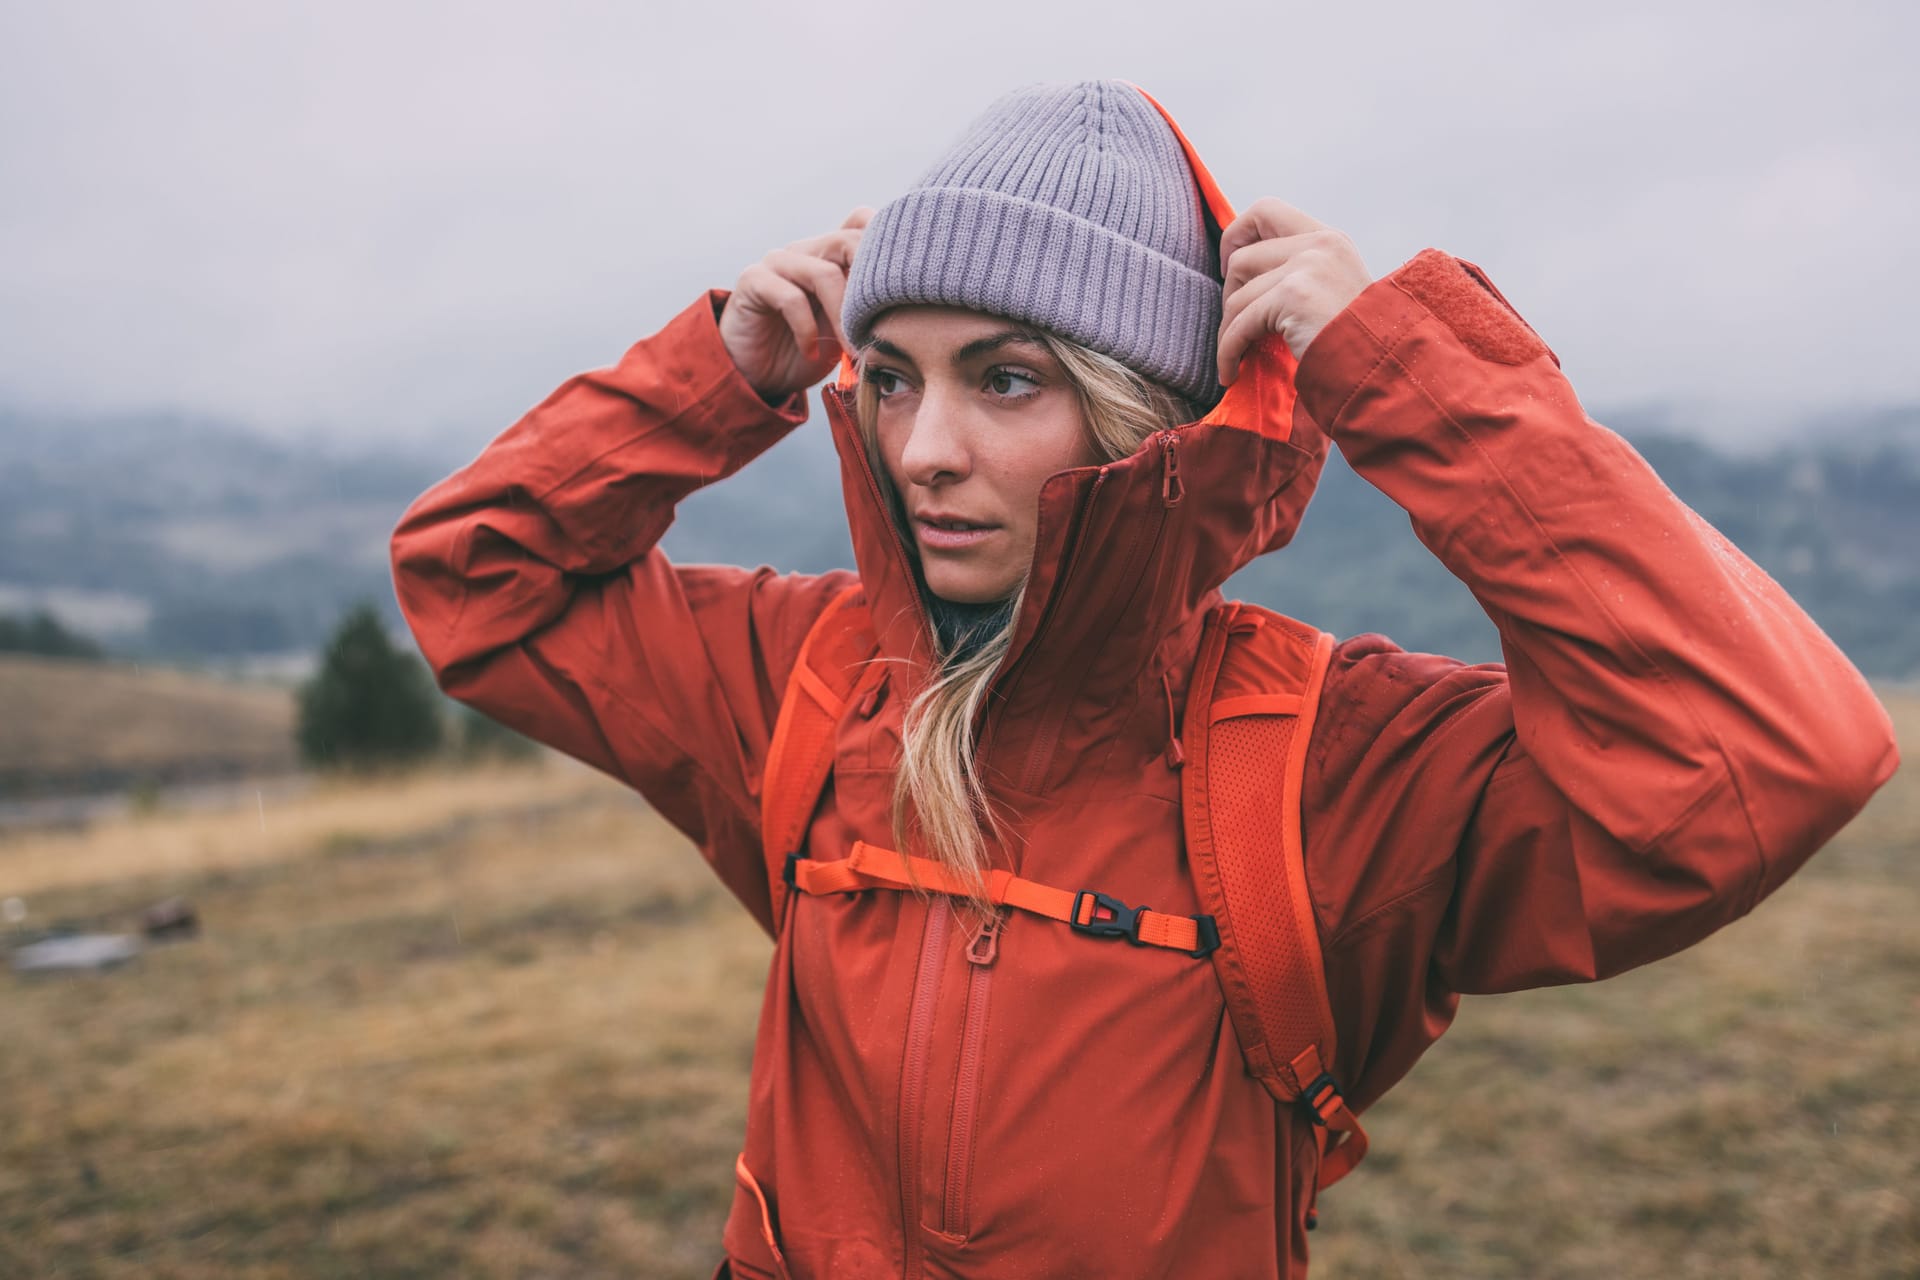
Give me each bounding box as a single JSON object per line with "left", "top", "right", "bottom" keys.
{"left": 758, "top": 584, "right": 875, "bottom": 933}
{"left": 1181, "top": 600, "right": 1367, "bottom": 1190}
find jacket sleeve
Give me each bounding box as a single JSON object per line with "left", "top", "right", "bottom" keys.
{"left": 387, "top": 288, "right": 857, "bottom": 931}
{"left": 1290, "top": 249, "right": 1901, "bottom": 1034}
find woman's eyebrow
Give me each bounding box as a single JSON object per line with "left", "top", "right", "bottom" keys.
{"left": 864, "top": 329, "right": 1048, "bottom": 367}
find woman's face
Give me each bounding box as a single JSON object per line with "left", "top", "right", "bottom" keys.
{"left": 861, "top": 305, "right": 1101, "bottom": 605}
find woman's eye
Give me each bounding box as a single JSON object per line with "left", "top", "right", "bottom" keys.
{"left": 864, "top": 368, "right": 905, "bottom": 397}
{"left": 987, "top": 369, "right": 1040, "bottom": 399}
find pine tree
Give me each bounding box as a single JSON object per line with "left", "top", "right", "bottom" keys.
{"left": 296, "top": 601, "right": 445, "bottom": 770}
{"left": 0, "top": 608, "right": 104, "bottom": 658}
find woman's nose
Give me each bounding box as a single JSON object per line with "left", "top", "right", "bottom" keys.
{"left": 898, "top": 394, "right": 972, "bottom": 487}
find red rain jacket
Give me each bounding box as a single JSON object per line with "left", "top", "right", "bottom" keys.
{"left": 390, "top": 246, "right": 1900, "bottom": 1277}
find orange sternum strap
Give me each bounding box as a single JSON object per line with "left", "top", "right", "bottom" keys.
{"left": 787, "top": 841, "right": 1221, "bottom": 959}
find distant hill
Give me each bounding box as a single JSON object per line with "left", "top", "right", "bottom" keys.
{"left": 0, "top": 407, "right": 442, "bottom": 659}
{"left": 0, "top": 652, "right": 296, "bottom": 796}
{"left": 2, "top": 398, "right": 1917, "bottom": 680}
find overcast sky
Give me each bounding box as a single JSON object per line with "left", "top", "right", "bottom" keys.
{"left": 2, "top": 0, "right": 1915, "bottom": 454}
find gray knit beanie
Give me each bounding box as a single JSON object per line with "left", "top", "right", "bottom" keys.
{"left": 841, "top": 79, "right": 1225, "bottom": 409}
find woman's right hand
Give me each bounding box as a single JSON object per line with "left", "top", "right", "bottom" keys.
{"left": 720, "top": 206, "right": 874, "bottom": 404}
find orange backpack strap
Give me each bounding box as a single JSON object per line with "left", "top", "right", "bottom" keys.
{"left": 759, "top": 584, "right": 876, "bottom": 932}
{"left": 1181, "top": 600, "right": 1367, "bottom": 1191}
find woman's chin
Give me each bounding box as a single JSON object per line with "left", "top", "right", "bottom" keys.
{"left": 923, "top": 569, "right": 1015, "bottom": 606}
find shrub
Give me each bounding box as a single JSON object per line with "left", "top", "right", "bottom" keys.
{"left": 296, "top": 601, "right": 444, "bottom": 771}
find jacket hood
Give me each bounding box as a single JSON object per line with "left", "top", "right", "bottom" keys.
{"left": 817, "top": 83, "right": 1332, "bottom": 793}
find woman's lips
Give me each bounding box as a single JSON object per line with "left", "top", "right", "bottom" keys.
{"left": 915, "top": 518, "right": 997, "bottom": 550}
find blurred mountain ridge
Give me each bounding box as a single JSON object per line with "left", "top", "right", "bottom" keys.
{"left": 2, "top": 397, "right": 1916, "bottom": 680}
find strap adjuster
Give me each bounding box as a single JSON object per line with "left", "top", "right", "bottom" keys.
{"left": 1302, "top": 1071, "right": 1347, "bottom": 1126}
{"left": 782, "top": 850, "right": 803, "bottom": 886}
{"left": 1070, "top": 889, "right": 1148, "bottom": 945}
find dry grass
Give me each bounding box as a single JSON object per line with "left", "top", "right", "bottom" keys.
{"left": 2, "top": 760, "right": 616, "bottom": 900}
{"left": 2, "top": 693, "right": 1915, "bottom": 1278}
{"left": 2, "top": 755, "right": 765, "bottom": 1279}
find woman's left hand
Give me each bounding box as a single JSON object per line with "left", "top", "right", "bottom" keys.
{"left": 1216, "top": 198, "right": 1374, "bottom": 382}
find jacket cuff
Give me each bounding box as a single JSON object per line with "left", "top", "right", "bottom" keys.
{"left": 1292, "top": 248, "right": 1559, "bottom": 436}
{"left": 526, "top": 287, "right": 811, "bottom": 506}
{"left": 636, "top": 287, "right": 811, "bottom": 476}
{"left": 696, "top": 287, "right": 812, "bottom": 417}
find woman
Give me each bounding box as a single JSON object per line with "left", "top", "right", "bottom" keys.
{"left": 390, "top": 80, "right": 1899, "bottom": 1279}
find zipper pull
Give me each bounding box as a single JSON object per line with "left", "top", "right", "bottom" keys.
{"left": 1160, "top": 431, "right": 1184, "bottom": 507}
{"left": 966, "top": 909, "right": 1007, "bottom": 966}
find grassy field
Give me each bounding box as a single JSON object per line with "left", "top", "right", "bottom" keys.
{"left": 2, "top": 695, "right": 1915, "bottom": 1278}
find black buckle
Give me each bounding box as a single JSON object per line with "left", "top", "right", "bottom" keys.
{"left": 1302, "top": 1072, "right": 1345, "bottom": 1126}
{"left": 1189, "top": 914, "right": 1221, "bottom": 959}
{"left": 782, "top": 850, "right": 802, "bottom": 886}
{"left": 1070, "top": 889, "right": 1149, "bottom": 946}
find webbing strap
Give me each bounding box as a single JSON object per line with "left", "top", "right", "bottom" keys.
{"left": 789, "top": 841, "right": 1218, "bottom": 958}
{"left": 759, "top": 584, "right": 872, "bottom": 934}
{"left": 1292, "top": 1044, "right": 1370, "bottom": 1188}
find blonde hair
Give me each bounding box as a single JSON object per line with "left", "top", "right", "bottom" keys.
{"left": 852, "top": 325, "right": 1204, "bottom": 924}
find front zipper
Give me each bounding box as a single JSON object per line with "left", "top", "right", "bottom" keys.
{"left": 897, "top": 901, "right": 950, "bottom": 1280}
{"left": 941, "top": 908, "right": 1005, "bottom": 1239}
{"left": 823, "top": 385, "right": 1172, "bottom": 1263}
